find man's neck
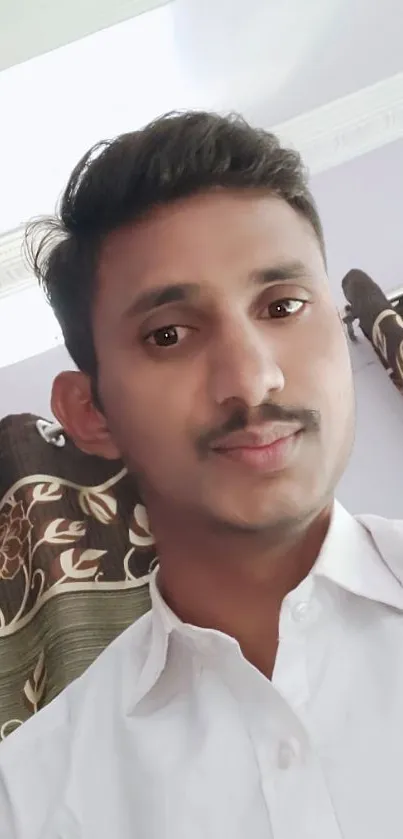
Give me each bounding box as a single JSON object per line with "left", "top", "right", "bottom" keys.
{"left": 150, "top": 503, "right": 333, "bottom": 678}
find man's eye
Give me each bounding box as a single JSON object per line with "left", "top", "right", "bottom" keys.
{"left": 145, "top": 325, "right": 189, "bottom": 347}
{"left": 267, "top": 299, "right": 305, "bottom": 319}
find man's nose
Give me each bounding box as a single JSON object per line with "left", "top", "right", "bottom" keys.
{"left": 208, "top": 320, "right": 285, "bottom": 409}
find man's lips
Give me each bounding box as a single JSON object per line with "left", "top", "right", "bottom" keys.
{"left": 209, "top": 424, "right": 304, "bottom": 473}
{"left": 210, "top": 423, "right": 303, "bottom": 452}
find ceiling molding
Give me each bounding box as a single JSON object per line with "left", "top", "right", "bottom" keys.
{"left": 0, "top": 227, "right": 32, "bottom": 299}
{"left": 2, "top": 71, "right": 403, "bottom": 298}
{"left": 271, "top": 71, "right": 403, "bottom": 174}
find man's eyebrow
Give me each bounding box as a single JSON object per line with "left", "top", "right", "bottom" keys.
{"left": 122, "top": 282, "right": 200, "bottom": 319}
{"left": 122, "top": 262, "right": 309, "bottom": 320}
{"left": 252, "top": 261, "right": 310, "bottom": 285}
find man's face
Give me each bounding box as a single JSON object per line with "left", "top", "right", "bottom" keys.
{"left": 92, "top": 189, "right": 354, "bottom": 532}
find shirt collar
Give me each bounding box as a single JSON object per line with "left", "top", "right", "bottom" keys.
{"left": 149, "top": 569, "right": 182, "bottom": 634}
{"left": 128, "top": 501, "right": 403, "bottom": 710}
{"left": 314, "top": 500, "right": 403, "bottom": 610}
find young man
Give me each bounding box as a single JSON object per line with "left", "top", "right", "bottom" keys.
{"left": 1, "top": 111, "right": 402, "bottom": 838}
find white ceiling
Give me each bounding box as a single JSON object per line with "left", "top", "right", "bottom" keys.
{"left": 0, "top": 0, "right": 403, "bottom": 365}
{"left": 0, "top": 0, "right": 169, "bottom": 71}
{"left": 2, "top": 0, "right": 402, "bottom": 121}
{"left": 0, "top": 0, "right": 401, "bottom": 232}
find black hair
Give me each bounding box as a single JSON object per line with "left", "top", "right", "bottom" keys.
{"left": 26, "top": 110, "right": 325, "bottom": 380}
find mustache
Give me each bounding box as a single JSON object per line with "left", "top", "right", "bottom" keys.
{"left": 195, "top": 402, "right": 320, "bottom": 458}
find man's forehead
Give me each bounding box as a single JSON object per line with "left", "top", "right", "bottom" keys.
{"left": 97, "top": 190, "right": 324, "bottom": 304}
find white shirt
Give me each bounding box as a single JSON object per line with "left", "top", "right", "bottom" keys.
{"left": 1, "top": 501, "right": 403, "bottom": 839}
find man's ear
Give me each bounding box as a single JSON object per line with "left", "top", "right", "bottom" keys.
{"left": 51, "top": 371, "right": 121, "bottom": 460}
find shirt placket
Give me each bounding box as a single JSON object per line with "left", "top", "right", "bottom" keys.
{"left": 235, "top": 577, "right": 343, "bottom": 839}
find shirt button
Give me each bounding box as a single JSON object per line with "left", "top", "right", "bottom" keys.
{"left": 277, "top": 738, "right": 299, "bottom": 770}
{"left": 291, "top": 601, "right": 309, "bottom": 622}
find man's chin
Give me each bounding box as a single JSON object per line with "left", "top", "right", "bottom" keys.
{"left": 205, "top": 499, "right": 306, "bottom": 537}
{"left": 201, "top": 477, "right": 322, "bottom": 537}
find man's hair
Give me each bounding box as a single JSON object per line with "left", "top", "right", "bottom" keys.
{"left": 26, "top": 110, "right": 325, "bottom": 380}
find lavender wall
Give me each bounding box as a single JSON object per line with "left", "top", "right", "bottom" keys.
{"left": 311, "top": 139, "right": 403, "bottom": 516}
{"left": 0, "top": 344, "right": 73, "bottom": 420}
{"left": 312, "top": 138, "right": 403, "bottom": 302}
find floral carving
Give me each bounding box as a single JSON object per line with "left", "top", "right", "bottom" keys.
{"left": 78, "top": 488, "right": 117, "bottom": 524}
{"left": 0, "top": 501, "right": 31, "bottom": 581}
{"left": 0, "top": 471, "right": 155, "bottom": 632}
{"left": 129, "top": 504, "right": 155, "bottom": 547}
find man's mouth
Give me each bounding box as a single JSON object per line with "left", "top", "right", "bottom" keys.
{"left": 210, "top": 424, "right": 304, "bottom": 473}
